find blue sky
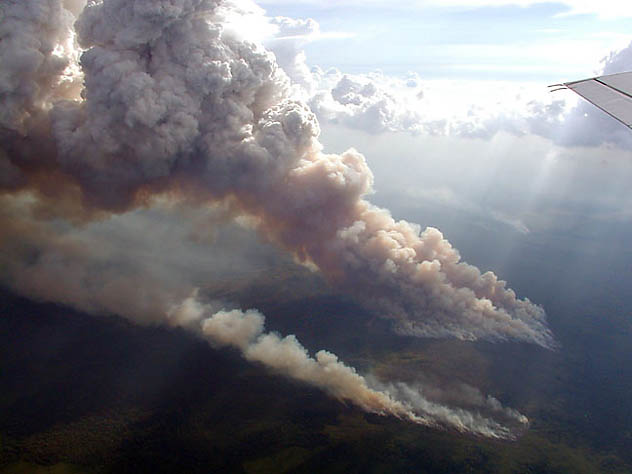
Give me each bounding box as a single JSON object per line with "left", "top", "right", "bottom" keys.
{"left": 258, "top": 1, "right": 632, "bottom": 81}
{"left": 245, "top": 0, "right": 632, "bottom": 244}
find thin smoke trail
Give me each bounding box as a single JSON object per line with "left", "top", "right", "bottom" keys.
{"left": 169, "top": 293, "right": 528, "bottom": 438}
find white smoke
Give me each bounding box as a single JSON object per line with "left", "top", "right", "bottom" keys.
{"left": 381, "top": 382, "right": 527, "bottom": 439}
{"left": 169, "top": 293, "right": 529, "bottom": 438}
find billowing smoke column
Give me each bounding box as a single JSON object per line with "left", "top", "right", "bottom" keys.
{"left": 0, "top": 0, "right": 554, "bottom": 347}
{"left": 0, "top": 0, "right": 551, "bottom": 437}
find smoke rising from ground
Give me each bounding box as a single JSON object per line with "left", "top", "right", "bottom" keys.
{"left": 169, "top": 293, "right": 528, "bottom": 438}
{"left": 0, "top": 0, "right": 551, "bottom": 437}
{"left": 0, "top": 192, "right": 529, "bottom": 438}
{"left": 0, "top": 194, "right": 283, "bottom": 323}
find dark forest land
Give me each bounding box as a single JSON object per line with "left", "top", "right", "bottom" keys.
{"left": 1, "top": 282, "right": 631, "bottom": 474}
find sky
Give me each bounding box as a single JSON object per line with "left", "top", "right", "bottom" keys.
{"left": 2, "top": 0, "right": 632, "bottom": 439}
{"left": 258, "top": 0, "right": 632, "bottom": 80}
{"left": 245, "top": 0, "right": 632, "bottom": 229}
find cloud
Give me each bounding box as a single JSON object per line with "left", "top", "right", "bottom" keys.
{"left": 261, "top": 11, "right": 632, "bottom": 149}
{"left": 258, "top": 25, "right": 563, "bottom": 141}
{"left": 305, "top": 66, "right": 564, "bottom": 142}
{"left": 309, "top": 71, "right": 430, "bottom": 135}
{"left": 263, "top": 16, "right": 321, "bottom": 99}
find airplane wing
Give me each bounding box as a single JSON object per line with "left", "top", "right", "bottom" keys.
{"left": 550, "top": 71, "right": 632, "bottom": 129}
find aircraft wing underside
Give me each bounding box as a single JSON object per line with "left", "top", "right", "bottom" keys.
{"left": 551, "top": 71, "right": 632, "bottom": 129}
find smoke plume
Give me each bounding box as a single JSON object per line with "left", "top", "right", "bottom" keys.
{"left": 169, "top": 293, "right": 528, "bottom": 438}
{"left": 0, "top": 0, "right": 552, "bottom": 437}
{"left": 0, "top": 194, "right": 281, "bottom": 323}
{"left": 0, "top": 193, "right": 529, "bottom": 438}
{"left": 0, "top": 0, "right": 554, "bottom": 347}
